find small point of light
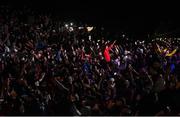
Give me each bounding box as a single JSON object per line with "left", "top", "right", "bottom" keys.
{"left": 78, "top": 27, "right": 84, "bottom": 29}
{"left": 65, "top": 24, "right": 68, "bottom": 27}
{"left": 89, "top": 35, "right": 92, "bottom": 40}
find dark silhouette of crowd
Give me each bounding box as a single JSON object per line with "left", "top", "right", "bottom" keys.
{"left": 0, "top": 5, "right": 179, "bottom": 116}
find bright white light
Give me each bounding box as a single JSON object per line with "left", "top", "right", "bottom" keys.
{"left": 65, "top": 24, "right": 68, "bottom": 27}
{"left": 69, "top": 27, "right": 73, "bottom": 32}
{"left": 78, "top": 27, "right": 84, "bottom": 29}
{"left": 89, "top": 36, "right": 91, "bottom": 40}
{"left": 14, "top": 48, "right": 18, "bottom": 52}
{"left": 114, "top": 72, "right": 117, "bottom": 75}
{"left": 70, "top": 23, "right": 73, "bottom": 26}
{"left": 87, "top": 27, "right": 93, "bottom": 32}
{"left": 38, "top": 53, "right": 41, "bottom": 58}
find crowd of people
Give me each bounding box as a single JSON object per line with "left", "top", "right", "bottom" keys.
{"left": 0, "top": 5, "right": 180, "bottom": 116}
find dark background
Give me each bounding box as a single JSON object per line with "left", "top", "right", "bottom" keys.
{"left": 1, "top": 0, "right": 180, "bottom": 38}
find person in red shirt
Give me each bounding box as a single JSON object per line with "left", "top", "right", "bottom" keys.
{"left": 104, "top": 40, "right": 116, "bottom": 62}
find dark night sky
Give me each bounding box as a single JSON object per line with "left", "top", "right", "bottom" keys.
{"left": 2, "top": 0, "right": 180, "bottom": 38}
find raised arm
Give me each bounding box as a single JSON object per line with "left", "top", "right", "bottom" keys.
{"left": 108, "top": 40, "right": 116, "bottom": 50}
{"left": 166, "top": 48, "right": 178, "bottom": 57}
{"left": 156, "top": 43, "right": 162, "bottom": 53}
